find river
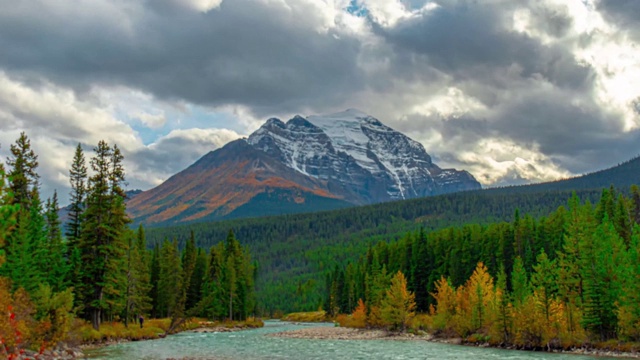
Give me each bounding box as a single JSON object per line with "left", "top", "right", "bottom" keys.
{"left": 87, "top": 321, "right": 619, "bottom": 360}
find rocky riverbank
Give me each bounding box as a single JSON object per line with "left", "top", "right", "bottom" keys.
{"left": 8, "top": 344, "right": 85, "bottom": 360}
{"left": 269, "top": 326, "right": 640, "bottom": 359}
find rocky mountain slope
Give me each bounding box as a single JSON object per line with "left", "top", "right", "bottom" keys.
{"left": 128, "top": 109, "right": 481, "bottom": 225}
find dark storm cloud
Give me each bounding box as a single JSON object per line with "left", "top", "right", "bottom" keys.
{"left": 362, "top": 0, "right": 634, "bottom": 178}
{"left": 372, "top": 2, "right": 594, "bottom": 93}
{"left": 0, "top": 0, "right": 365, "bottom": 116}
{"left": 597, "top": 0, "right": 640, "bottom": 30}
{"left": 491, "top": 93, "right": 637, "bottom": 173}
{"left": 0, "top": 0, "right": 636, "bottom": 188}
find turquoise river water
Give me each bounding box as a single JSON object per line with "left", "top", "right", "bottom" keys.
{"left": 87, "top": 321, "right": 619, "bottom": 360}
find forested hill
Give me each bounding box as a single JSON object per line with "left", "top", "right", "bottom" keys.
{"left": 144, "top": 154, "right": 640, "bottom": 313}
{"left": 145, "top": 188, "right": 604, "bottom": 313}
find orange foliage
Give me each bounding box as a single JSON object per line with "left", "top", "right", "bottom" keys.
{"left": 350, "top": 299, "right": 367, "bottom": 328}
{"left": 0, "top": 278, "right": 36, "bottom": 358}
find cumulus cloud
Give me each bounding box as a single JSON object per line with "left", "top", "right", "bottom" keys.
{"left": 127, "top": 128, "right": 241, "bottom": 187}
{"left": 0, "top": 73, "right": 241, "bottom": 203}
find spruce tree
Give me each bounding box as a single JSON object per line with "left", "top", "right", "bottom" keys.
{"left": 411, "top": 228, "right": 431, "bottom": 312}
{"left": 124, "top": 226, "right": 152, "bottom": 327}
{"left": 581, "top": 216, "right": 626, "bottom": 340}
{"left": 511, "top": 257, "right": 529, "bottom": 306}
{"left": 6, "top": 132, "right": 39, "bottom": 210}
{"left": 202, "top": 243, "right": 225, "bottom": 319}
{"left": 78, "top": 141, "right": 129, "bottom": 330}
{"left": 186, "top": 248, "right": 207, "bottom": 311}
{"left": 495, "top": 264, "right": 512, "bottom": 343}
{"left": 149, "top": 244, "right": 161, "bottom": 318}
{"left": 0, "top": 165, "right": 18, "bottom": 268}
{"left": 44, "top": 191, "right": 68, "bottom": 292}
{"left": 2, "top": 132, "right": 43, "bottom": 291}
{"left": 530, "top": 249, "right": 557, "bottom": 323}
{"left": 66, "top": 143, "right": 87, "bottom": 248}
{"left": 157, "top": 240, "right": 183, "bottom": 318}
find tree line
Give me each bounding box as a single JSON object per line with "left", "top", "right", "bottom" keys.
{"left": 327, "top": 187, "right": 640, "bottom": 346}
{"left": 146, "top": 186, "right": 609, "bottom": 314}
{"left": 0, "top": 133, "right": 255, "bottom": 352}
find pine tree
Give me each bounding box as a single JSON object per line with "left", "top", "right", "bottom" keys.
{"left": 631, "top": 185, "right": 640, "bottom": 225}
{"left": 494, "top": 264, "right": 512, "bottom": 343}
{"left": 530, "top": 249, "right": 557, "bottom": 323}
{"left": 44, "top": 191, "right": 68, "bottom": 292}
{"left": 614, "top": 194, "right": 632, "bottom": 246}
{"left": 78, "top": 141, "right": 129, "bottom": 330}
{"left": 157, "top": 240, "right": 183, "bottom": 318}
{"left": 411, "top": 228, "right": 431, "bottom": 312}
{"left": 66, "top": 143, "right": 87, "bottom": 248}
{"left": 6, "top": 132, "right": 39, "bottom": 210}
{"left": 2, "top": 133, "right": 44, "bottom": 292}
{"left": 149, "top": 244, "right": 161, "bottom": 318}
{"left": 201, "top": 243, "right": 225, "bottom": 319}
{"left": 124, "top": 226, "right": 152, "bottom": 327}
{"left": 511, "top": 257, "right": 529, "bottom": 306}
{"left": 170, "top": 232, "right": 197, "bottom": 328}
{"left": 186, "top": 248, "right": 207, "bottom": 311}
{"left": 0, "top": 165, "right": 19, "bottom": 268}
{"left": 27, "top": 191, "right": 47, "bottom": 288}
{"left": 581, "top": 216, "right": 626, "bottom": 340}
{"left": 617, "top": 226, "right": 640, "bottom": 340}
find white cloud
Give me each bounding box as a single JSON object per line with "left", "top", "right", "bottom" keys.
{"left": 185, "top": 0, "right": 223, "bottom": 13}
{"left": 132, "top": 111, "right": 167, "bottom": 129}
{"left": 457, "top": 138, "right": 572, "bottom": 186}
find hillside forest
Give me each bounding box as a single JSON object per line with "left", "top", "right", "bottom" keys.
{"left": 0, "top": 133, "right": 256, "bottom": 353}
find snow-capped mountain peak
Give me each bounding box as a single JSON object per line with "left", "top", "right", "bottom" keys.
{"left": 247, "top": 109, "right": 481, "bottom": 203}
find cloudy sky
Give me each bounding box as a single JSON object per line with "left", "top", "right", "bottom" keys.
{"left": 1, "top": 0, "right": 639, "bottom": 203}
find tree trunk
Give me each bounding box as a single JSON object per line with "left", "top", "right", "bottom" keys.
{"left": 92, "top": 309, "right": 101, "bottom": 331}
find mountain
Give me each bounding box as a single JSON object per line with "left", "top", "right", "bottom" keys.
{"left": 128, "top": 109, "right": 481, "bottom": 225}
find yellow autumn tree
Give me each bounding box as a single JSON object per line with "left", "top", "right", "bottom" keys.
{"left": 381, "top": 271, "right": 416, "bottom": 331}
{"left": 431, "top": 276, "right": 456, "bottom": 333}
{"left": 452, "top": 262, "right": 495, "bottom": 337}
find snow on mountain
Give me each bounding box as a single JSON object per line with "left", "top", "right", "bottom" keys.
{"left": 247, "top": 109, "right": 481, "bottom": 203}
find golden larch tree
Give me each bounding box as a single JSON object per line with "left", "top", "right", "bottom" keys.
{"left": 381, "top": 271, "right": 416, "bottom": 331}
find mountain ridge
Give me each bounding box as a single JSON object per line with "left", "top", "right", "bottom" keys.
{"left": 127, "top": 109, "right": 482, "bottom": 225}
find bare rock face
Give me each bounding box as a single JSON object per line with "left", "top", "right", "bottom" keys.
{"left": 248, "top": 109, "right": 481, "bottom": 204}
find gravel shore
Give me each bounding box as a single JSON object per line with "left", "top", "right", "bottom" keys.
{"left": 268, "top": 326, "right": 432, "bottom": 341}
{"left": 269, "top": 326, "right": 640, "bottom": 359}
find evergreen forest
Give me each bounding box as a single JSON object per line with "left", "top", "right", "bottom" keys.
{"left": 325, "top": 187, "right": 640, "bottom": 346}
{"left": 0, "top": 134, "right": 256, "bottom": 353}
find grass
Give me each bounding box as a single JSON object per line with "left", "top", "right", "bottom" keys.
{"left": 195, "top": 317, "right": 264, "bottom": 329}
{"left": 71, "top": 318, "right": 207, "bottom": 344}
{"left": 281, "top": 311, "right": 327, "bottom": 322}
